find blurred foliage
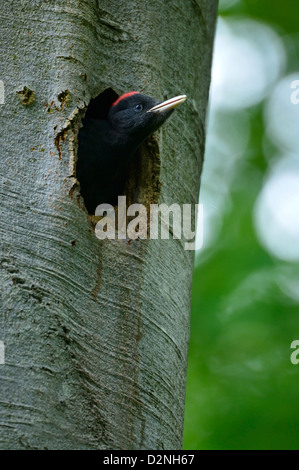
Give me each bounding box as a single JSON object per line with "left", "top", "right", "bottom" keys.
{"left": 183, "top": 0, "right": 299, "bottom": 450}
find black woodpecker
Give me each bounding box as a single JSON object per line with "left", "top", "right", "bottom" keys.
{"left": 77, "top": 92, "right": 187, "bottom": 213}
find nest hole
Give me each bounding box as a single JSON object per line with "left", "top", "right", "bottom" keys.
{"left": 77, "top": 88, "right": 161, "bottom": 216}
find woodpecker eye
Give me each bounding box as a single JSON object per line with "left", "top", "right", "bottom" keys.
{"left": 134, "top": 104, "right": 143, "bottom": 112}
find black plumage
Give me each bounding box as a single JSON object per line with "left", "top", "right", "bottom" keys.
{"left": 77, "top": 92, "right": 186, "bottom": 213}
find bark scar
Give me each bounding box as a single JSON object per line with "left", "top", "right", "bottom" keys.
{"left": 53, "top": 105, "right": 85, "bottom": 161}
{"left": 54, "top": 129, "right": 67, "bottom": 161}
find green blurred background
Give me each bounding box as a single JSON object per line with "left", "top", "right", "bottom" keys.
{"left": 183, "top": 0, "right": 299, "bottom": 450}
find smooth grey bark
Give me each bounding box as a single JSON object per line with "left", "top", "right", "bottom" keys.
{"left": 0, "top": 0, "right": 217, "bottom": 450}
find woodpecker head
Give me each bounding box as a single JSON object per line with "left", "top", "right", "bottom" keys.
{"left": 108, "top": 92, "right": 187, "bottom": 142}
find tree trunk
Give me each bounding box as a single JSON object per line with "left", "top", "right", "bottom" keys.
{"left": 0, "top": 0, "right": 217, "bottom": 450}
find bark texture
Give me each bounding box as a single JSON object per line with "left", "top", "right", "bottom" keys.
{"left": 0, "top": 0, "right": 217, "bottom": 449}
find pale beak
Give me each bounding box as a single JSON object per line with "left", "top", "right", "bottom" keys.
{"left": 147, "top": 95, "right": 187, "bottom": 114}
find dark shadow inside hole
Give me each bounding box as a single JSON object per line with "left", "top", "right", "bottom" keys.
{"left": 83, "top": 88, "right": 118, "bottom": 121}
{"left": 77, "top": 88, "right": 119, "bottom": 214}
